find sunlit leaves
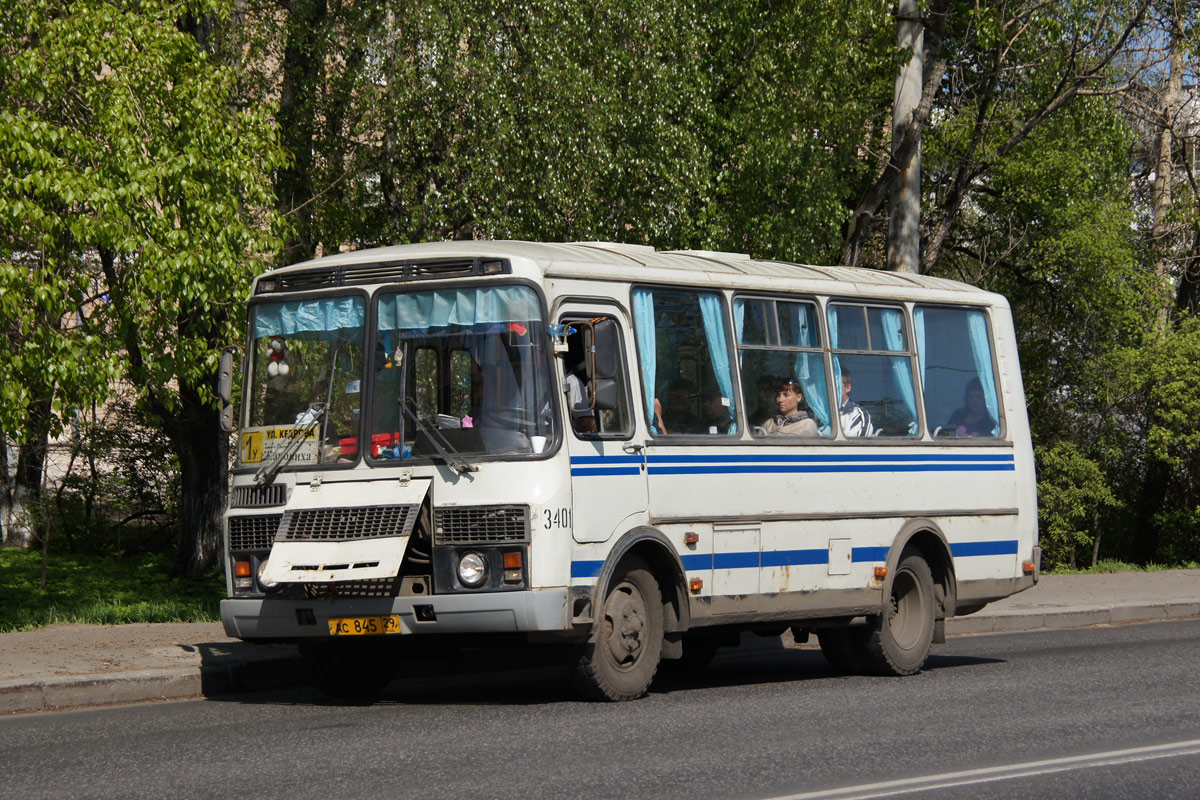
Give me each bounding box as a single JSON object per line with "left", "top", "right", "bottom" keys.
{"left": 0, "top": 0, "right": 284, "bottom": 433}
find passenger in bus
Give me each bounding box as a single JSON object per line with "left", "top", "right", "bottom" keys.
{"left": 763, "top": 378, "right": 818, "bottom": 436}
{"left": 749, "top": 374, "right": 778, "bottom": 427}
{"left": 947, "top": 377, "right": 996, "bottom": 437}
{"left": 655, "top": 379, "right": 701, "bottom": 434}
{"left": 838, "top": 369, "right": 874, "bottom": 437}
{"left": 564, "top": 362, "right": 597, "bottom": 433}
{"left": 701, "top": 393, "right": 733, "bottom": 434}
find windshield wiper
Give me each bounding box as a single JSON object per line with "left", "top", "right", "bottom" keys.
{"left": 398, "top": 400, "right": 477, "bottom": 475}
{"left": 254, "top": 402, "right": 326, "bottom": 486}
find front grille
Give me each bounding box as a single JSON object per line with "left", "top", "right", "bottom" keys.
{"left": 434, "top": 505, "right": 529, "bottom": 545}
{"left": 272, "top": 258, "right": 511, "bottom": 292}
{"left": 230, "top": 483, "right": 287, "bottom": 508}
{"left": 303, "top": 579, "right": 397, "bottom": 599}
{"left": 278, "top": 504, "right": 419, "bottom": 542}
{"left": 228, "top": 514, "right": 282, "bottom": 551}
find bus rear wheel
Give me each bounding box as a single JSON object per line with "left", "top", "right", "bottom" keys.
{"left": 572, "top": 556, "right": 663, "bottom": 701}
{"left": 858, "top": 550, "right": 936, "bottom": 676}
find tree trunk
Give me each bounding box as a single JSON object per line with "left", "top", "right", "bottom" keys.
{"left": 841, "top": 0, "right": 947, "bottom": 268}
{"left": 0, "top": 425, "right": 10, "bottom": 546}
{"left": 1150, "top": 19, "right": 1184, "bottom": 335}
{"left": 888, "top": 0, "right": 923, "bottom": 275}
{"left": 169, "top": 381, "right": 230, "bottom": 578}
{"left": 1133, "top": 458, "right": 1169, "bottom": 565}
{"left": 4, "top": 403, "right": 51, "bottom": 549}
{"left": 276, "top": 0, "right": 328, "bottom": 264}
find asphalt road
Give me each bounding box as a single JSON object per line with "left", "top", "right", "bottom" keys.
{"left": 2, "top": 620, "right": 1198, "bottom": 800}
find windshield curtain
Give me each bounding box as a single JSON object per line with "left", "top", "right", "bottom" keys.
{"left": 242, "top": 295, "right": 366, "bottom": 468}
{"left": 369, "top": 285, "right": 557, "bottom": 460}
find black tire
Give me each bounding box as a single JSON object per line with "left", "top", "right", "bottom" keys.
{"left": 817, "top": 628, "right": 866, "bottom": 675}
{"left": 299, "top": 638, "right": 399, "bottom": 701}
{"left": 858, "top": 550, "right": 936, "bottom": 676}
{"left": 572, "top": 556, "right": 664, "bottom": 701}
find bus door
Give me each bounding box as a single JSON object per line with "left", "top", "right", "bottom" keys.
{"left": 559, "top": 308, "right": 647, "bottom": 544}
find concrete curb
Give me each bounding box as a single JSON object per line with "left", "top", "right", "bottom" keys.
{"left": 944, "top": 600, "right": 1200, "bottom": 636}
{"left": 3, "top": 604, "right": 1198, "bottom": 715}
{"left": 0, "top": 657, "right": 302, "bottom": 715}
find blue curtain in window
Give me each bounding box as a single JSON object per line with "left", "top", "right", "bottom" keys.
{"left": 881, "top": 308, "right": 918, "bottom": 434}
{"left": 789, "top": 306, "right": 828, "bottom": 433}
{"left": 827, "top": 304, "right": 843, "bottom": 402}
{"left": 912, "top": 307, "right": 927, "bottom": 384}
{"left": 377, "top": 286, "right": 540, "bottom": 331}
{"left": 966, "top": 310, "right": 1001, "bottom": 435}
{"left": 699, "top": 293, "right": 737, "bottom": 434}
{"left": 253, "top": 297, "right": 364, "bottom": 338}
{"left": 632, "top": 289, "right": 658, "bottom": 433}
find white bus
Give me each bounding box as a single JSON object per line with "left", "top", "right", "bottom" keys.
{"left": 219, "top": 240, "right": 1039, "bottom": 701}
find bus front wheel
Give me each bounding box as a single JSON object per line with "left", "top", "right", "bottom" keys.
{"left": 859, "top": 550, "right": 936, "bottom": 676}
{"left": 572, "top": 556, "right": 663, "bottom": 701}
{"left": 299, "top": 639, "right": 398, "bottom": 701}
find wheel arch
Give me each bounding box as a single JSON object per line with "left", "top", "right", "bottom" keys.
{"left": 885, "top": 519, "right": 958, "bottom": 619}
{"left": 593, "top": 526, "right": 690, "bottom": 636}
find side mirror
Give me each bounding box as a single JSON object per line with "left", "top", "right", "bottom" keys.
{"left": 593, "top": 378, "right": 619, "bottom": 411}
{"left": 218, "top": 347, "right": 237, "bottom": 432}
{"left": 587, "top": 318, "right": 620, "bottom": 381}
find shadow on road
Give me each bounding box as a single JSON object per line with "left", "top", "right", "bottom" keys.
{"left": 204, "top": 645, "right": 1006, "bottom": 709}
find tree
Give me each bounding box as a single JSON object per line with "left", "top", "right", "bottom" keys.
{"left": 0, "top": 0, "right": 283, "bottom": 575}
{"left": 843, "top": 0, "right": 1151, "bottom": 272}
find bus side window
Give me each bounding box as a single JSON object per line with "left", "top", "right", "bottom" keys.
{"left": 735, "top": 296, "right": 831, "bottom": 437}
{"left": 632, "top": 288, "right": 738, "bottom": 436}
{"left": 828, "top": 304, "right": 919, "bottom": 437}
{"left": 914, "top": 306, "right": 1002, "bottom": 438}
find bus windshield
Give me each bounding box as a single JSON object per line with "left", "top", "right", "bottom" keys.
{"left": 368, "top": 285, "right": 557, "bottom": 461}
{"left": 241, "top": 294, "right": 366, "bottom": 469}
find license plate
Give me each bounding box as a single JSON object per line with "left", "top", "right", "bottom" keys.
{"left": 327, "top": 615, "right": 403, "bottom": 636}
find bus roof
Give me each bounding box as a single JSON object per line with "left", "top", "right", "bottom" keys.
{"left": 261, "top": 240, "right": 1006, "bottom": 307}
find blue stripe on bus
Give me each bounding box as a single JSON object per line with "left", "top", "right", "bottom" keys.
{"left": 571, "top": 560, "right": 605, "bottom": 578}
{"left": 569, "top": 467, "right": 642, "bottom": 477}
{"left": 570, "top": 540, "right": 1017, "bottom": 578}
{"left": 714, "top": 551, "right": 762, "bottom": 569}
{"left": 570, "top": 452, "right": 1015, "bottom": 476}
{"left": 761, "top": 549, "right": 827, "bottom": 566}
{"left": 645, "top": 453, "right": 1015, "bottom": 464}
{"left": 852, "top": 546, "right": 890, "bottom": 562}
{"left": 951, "top": 539, "right": 1020, "bottom": 557}
{"left": 648, "top": 463, "right": 1014, "bottom": 475}
{"left": 569, "top": 455, "right": 644, "bottom": 465}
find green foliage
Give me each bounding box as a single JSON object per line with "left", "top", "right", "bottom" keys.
{"left": 48, "top": 400, "right": 181, "bottom": 556}
{"left": 0, "top": 0, "right": 284, "bottom": 427}
{"left": 1044, "top": 559, "right": 1200, "bottom": 575}
{"left": 1036, "top": 441, "right": 1118, "bottom": 569}
{"left": 1107, "top": 319, "right": 1200, "bottom": 563}
{"left": 237, "top": 0, "right": 895, "bottom": 263}
{"left": 0, "top": 548, "right": 222, "bottom": 632}
{"left": 692, "top": 1, "right": 896, "bottom": 261}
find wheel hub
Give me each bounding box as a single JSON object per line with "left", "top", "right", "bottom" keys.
{"left": 604, "top": 586, "right": 646, "bottom": 666}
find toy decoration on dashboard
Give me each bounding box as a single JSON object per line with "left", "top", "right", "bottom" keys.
{"left": 266, "top": 336, "right": 289, "bottom": 377}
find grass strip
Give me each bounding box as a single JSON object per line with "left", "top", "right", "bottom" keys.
{"left": 0, "top": 549, "right": 224, "bottom": 632}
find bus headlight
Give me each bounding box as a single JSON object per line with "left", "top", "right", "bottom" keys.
{"left": 257, "top": 558, "right": 278, "bottom": 591}
{"left": 457, "top": 552, "right": 487, "bottom": 588}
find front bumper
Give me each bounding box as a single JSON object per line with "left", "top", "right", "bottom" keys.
{"left": 221, "top": 588, "right": 570, "bottom": 640}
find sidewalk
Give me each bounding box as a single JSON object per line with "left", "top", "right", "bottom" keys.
{"left": 2, "top": 570, "right": 1197, "bottom": 714}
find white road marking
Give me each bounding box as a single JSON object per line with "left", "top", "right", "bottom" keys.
{"left": 765, "top": 738, "right": 1200, "bottom": 800}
